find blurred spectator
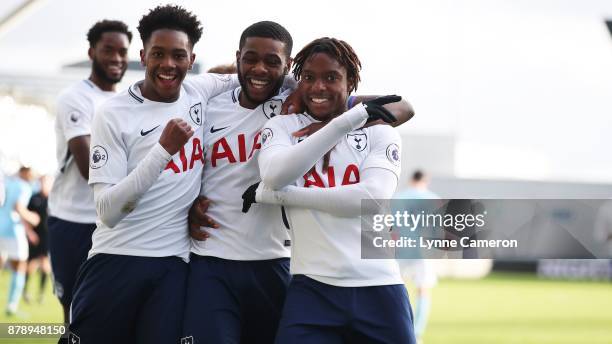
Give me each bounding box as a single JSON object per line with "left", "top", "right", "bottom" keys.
{"left": 394, "top": 169, "right": 439, "bottom": 343}
{"left": 0, "top": 166, "right": 39, "bottom": 315}
{"left": 24, "top": 175, "right": 52, "bottom": 304}
{"left": 594, "top": 200, "right": 612, "bottom": 256}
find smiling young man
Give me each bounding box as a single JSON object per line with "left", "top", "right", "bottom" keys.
{"left": 244, "top": 37, "right": 416, "bottom": 343}
{"left": 47, "top": 19, "right": 131, "bottom": 323}
{"left": 182, "top": 21, "right": 294, "bottom": 344}
{"left": 64, "top": 5, "right": 239, "bottom": 344}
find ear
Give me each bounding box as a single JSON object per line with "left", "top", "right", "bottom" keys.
{"left": 88, "top": 47, "right": 94, "bottom": 61}
{"left": 140, "top": 49, "right": 145, "bottom": 67}
{"left": 189, "top": 53, "right": 196, "bottom": 70}
{"left": 347, "top": 76, "right": 356, "bottom": 93}
{"left": 235, "top": 50, "right": 241, "bottom": 65}
{"left": 284, "top": 57, "right": 293, "bottom": 75}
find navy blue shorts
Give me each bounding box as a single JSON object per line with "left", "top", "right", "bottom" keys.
{"left": 182, "top": 255, "right": 291, "bottom": 344}
{"left": 275, "top": 275, "right": 416, "bottom": 344}
{"left": 47, "top": 216, "right": 96, "bottom": 307}
{"left": 64, "top": 254, "right": 188, "bottom": 344}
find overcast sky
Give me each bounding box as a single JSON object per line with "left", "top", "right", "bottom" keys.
{"left": 1, "top": 0, "right": 612, "bottom": 183}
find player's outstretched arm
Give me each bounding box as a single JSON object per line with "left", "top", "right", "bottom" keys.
{"left": 291, "top": 95, "right": 414, "bottom": 138}
{"left": 259, "top": 96, "right": 401, "bottom": 190}
{"left": 243, "top": 168, "right": 397, "bottom": 217}
{"left": 94, "top": 119, "right": 193, "bottom": 228}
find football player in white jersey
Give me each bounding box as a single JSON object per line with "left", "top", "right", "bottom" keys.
{"left": 243, "top": 38, "right": 416, "bottom": 343}
{"left": 47, "top": 19, "right": 131, "bottom": 323}
{"left": 183, "top": 21, "right": 295, "bottom": 344}
{"left": 64, "top": 6, "right": 240, "bottom": 344}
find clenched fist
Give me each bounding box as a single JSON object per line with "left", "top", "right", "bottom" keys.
{"left": 159, "top": 118, "right": 194, "bottom": 155}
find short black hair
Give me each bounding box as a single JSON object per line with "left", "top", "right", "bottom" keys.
{"left": 292, "top": 37, "right": 361, "bottom": 93}
{"left": 138, "top": 5, "right": 203, "bottom": 47}
{"left": 412, "top": 170, "right": 425, "bottom": 182}
{"left": 239, "top": 21, "right": 293, "bottom": 57}
{"left": 87, "top": 20, "right": 132, "bottom": 47}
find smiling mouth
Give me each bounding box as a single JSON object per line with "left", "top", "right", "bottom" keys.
{"left": 157, "top": 73, "right": 178, "bottom": 86}
{"left": 310, "top": 97, "right": 329, "bottom": 104}
{"left": 248, "top": 78, "right": 270, "bottom": 90}
{"left": 107, "top": 65, "right": 124, "bottom": 74}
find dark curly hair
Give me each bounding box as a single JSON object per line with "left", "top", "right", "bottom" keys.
{"left": 292, "top": 37, "right": 361, "bottom": 93}
{"left": 137, "top": 5, "right": 203, "bottom": 47}
{"left": 87, "top": 20, "right": 132, "bottom": 47}
{"left": 239, "top": 21, "right": 293, "bottom": 57}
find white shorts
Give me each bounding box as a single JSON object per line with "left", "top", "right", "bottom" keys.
{"left": 399, "top": 259, "right": 437, "bottom": 289}
{"left": 0, "top": 235, "right": 29, "bottom": 261}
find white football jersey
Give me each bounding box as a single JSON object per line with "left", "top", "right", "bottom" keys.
{"left": 260, "top": 113, "right": 404, "bottom": 287}
{"left": 192, "top": 87, "right": 291, "bottom": 260}
{"left": 48, "top": 80, "right": 115, "bottom": 223}
{"left": 88, "top": 74, "right": 237, "bottom": 261}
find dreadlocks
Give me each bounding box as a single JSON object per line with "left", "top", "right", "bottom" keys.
{"left": 292, "top": 37, "right": 362, "bottom": 93}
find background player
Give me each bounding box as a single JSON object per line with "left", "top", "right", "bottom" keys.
{"left": 243, "top": 37, "right": 416, "bottom": 343}
{"left": 66, "top": 5, "right": 240, "bottom": 343}
{"left": 24, "top": 175, "right": 53, "bottom": 305}
{"left": 394, "top": 169, "right": 440, "bottom": 343}
{"left": 47, "top": 19, "right": 131, "bottom": 322}
{"left": 0, "top": 167, "right": 39, "bottom": 316}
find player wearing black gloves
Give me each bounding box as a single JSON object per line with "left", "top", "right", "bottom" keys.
{"left": 243, "top": 37, "right": 416, "bottom": 344}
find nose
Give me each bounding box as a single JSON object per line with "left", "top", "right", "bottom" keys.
{"left": 160, "top": 55, "right": 177, "bottom": 69}
{"left": 252, "top": 60, "right": 267, "bottom": 75}
{"left": 311, "top": 78, "right": 326, "bottom": 92}
{"left": 108, "top": 50, "right": 122, "bottom": 64}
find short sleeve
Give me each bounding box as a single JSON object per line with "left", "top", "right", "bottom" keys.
{"left": 259, "top": 117, "right": 293, "bottom": 151}
{"left": 189, "top": 73, "right": 239, "bottom": 101}
{"left": 57, "top": 94, "right": 93, "bottom": 141}
{"left": 361, "top": 125, "right": 402, "bottom": 179}
{"left": 88, "top": 106, "right": 128, "bottom": 185}
{"left": 16, "top": 182, "right": 32, "bottom": 208}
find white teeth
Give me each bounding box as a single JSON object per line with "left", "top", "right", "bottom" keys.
{"left": 250, "top": 79, "right": 269, "bottom": 89}
{"left": 159, "top": 74, "right": 175, "bottom": 80}
{"left": 311, "top": 98, "right": 327, "bottom": 104}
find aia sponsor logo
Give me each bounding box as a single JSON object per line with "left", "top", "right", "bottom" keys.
{"left": 164, "top": 138, "right": 204, "bottom": 173}
{"left": 303, "top": 164, "right": 360, "bottom": 188}
{"left": 210, "top": 133, "right": 261, "bottom": 167}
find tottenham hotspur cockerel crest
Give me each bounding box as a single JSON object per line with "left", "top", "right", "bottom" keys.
{"left": 347, "top": 133, "right": 367, "bottom": 152}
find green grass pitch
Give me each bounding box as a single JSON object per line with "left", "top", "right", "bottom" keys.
{"left": 0, "top": 270, "right": 609, "bottom": 343}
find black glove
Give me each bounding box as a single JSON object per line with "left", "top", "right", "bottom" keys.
{"left": 363, "top": 95, "right": 402, "bottom": 123}
{"left": 241, "top": 182, "right": 260, "bottom": 213}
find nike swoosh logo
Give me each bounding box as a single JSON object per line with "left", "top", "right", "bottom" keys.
{"left": 140, "top": 125, "right": 160, "bottom": 136}
{"left": 210, "top": 125, "right": 229, "bottom": 133}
